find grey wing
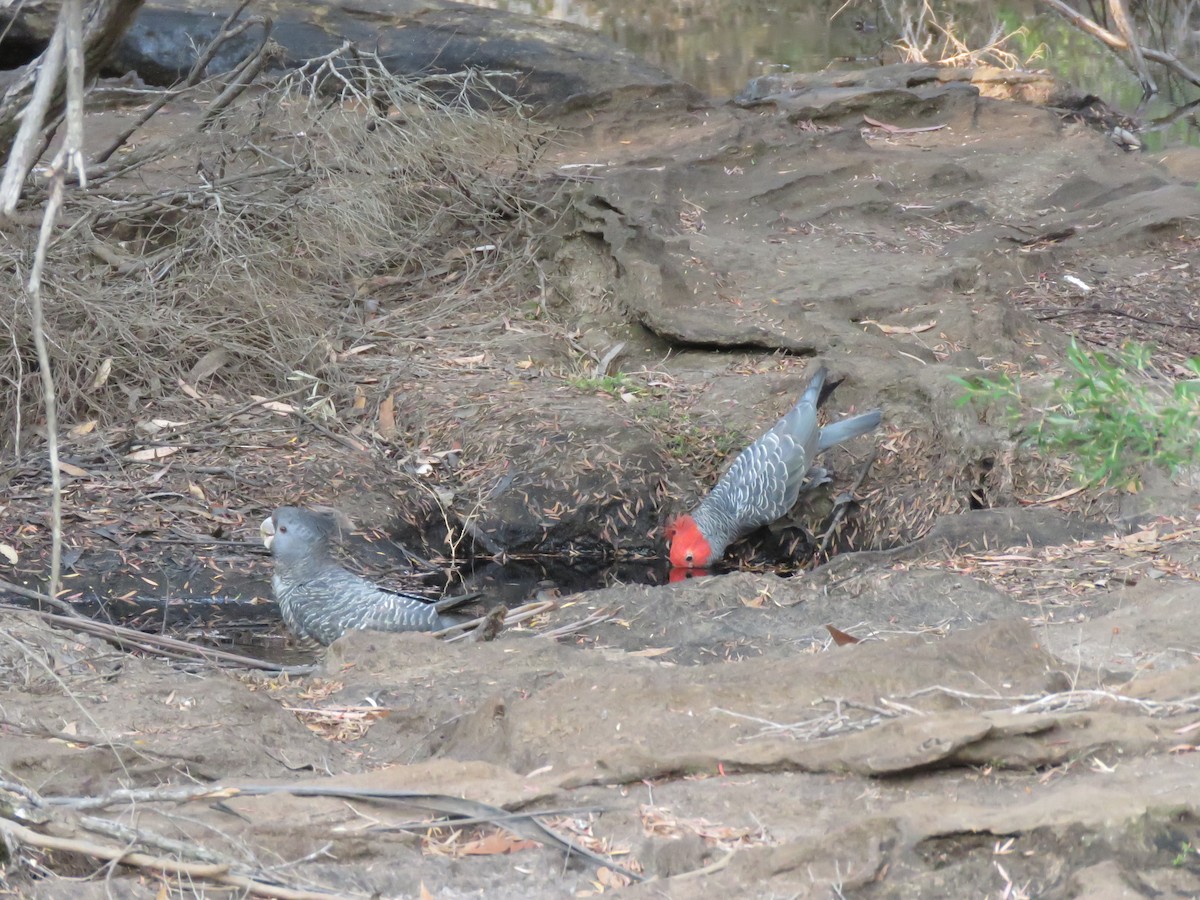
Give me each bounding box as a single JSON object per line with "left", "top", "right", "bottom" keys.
{"left": 759, "top": 398, "right": 822, "bottom": 506}
{"left": 345, "top": 584, "right": 445, "bottom": 634}
{"left": 274, "top": 569, "right": 360, "bottom": 646}
{"left": 273, "top": 573, "right": 318, "bottom": 642}
{"left": 706, "top": 429, "right": 814, "bottom": 531}
{"left": 275, "top": 567, "right": 441, "bottom": 645}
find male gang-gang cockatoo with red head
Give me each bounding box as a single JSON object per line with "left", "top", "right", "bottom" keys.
{"left": 666, "top": 366, "right": 882, "bottom": 569}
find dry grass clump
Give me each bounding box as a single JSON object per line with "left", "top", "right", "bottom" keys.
{"left": 853, "top": 430, "right": 1112, "bottom": 551}
{"left": 884, "top": 0, "right": 1038, "bottom": 69}
{"left": 0, "top": 51, "right": 552, "bottom": 454}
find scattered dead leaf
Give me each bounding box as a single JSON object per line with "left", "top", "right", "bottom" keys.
{"left": 740, "top": 591, "right": 770, "bottom": 608}
{"left": 68, "top": 420, "right": 97, "bottom": 437}
{"left": 826, "top": 624, "right": 862, "bottom": 646}
{"left": 136, "top": 418, "right": 188, "bottom": 434}
{"left": 177, "top": 379, "right": 203, "bottom": 400}
{"left": 378, "top": 392, "right": 396, "bottom": 439}
{"left": 146, "top": 465, "right": 172, "bottom": 485}
{"left": 1107, "top": 529, "right": 1160, "bottom": 551}
{"left": 578, "top": 866, "right": 634, "bottom": 893}
{"left": 861, "top": 318, "right": 938, "bottom": 335}
{"left": 125, "top": 446, "right": 181, "bottom": 462}
{"left": 0, "top": 543, "right": 17, "bottom": 565}
{"left": 187, "top": 349, "right": 230, "bottom": 382}
{"left": 91, "top": 357, "right": 113, "bottom": 391}
{"left": 296, "top": 680, "right": 343, "bottom": 703}
{"left": 640, "top": 805, "right": 771, "bottom": 848}
{"left": 283, "top": 703, "right": 388, "bottom": 741}
{"left": 456, "top": 829, "right": 540, "bottom": 857}
{"left": 254, "top": 398, "right": 296, "bottom": 415}
{"left": 56, "top": 460, "right": 89, "bottom": 478}
{"left": 596, "top": 866, "right": 631, "bottom": 888}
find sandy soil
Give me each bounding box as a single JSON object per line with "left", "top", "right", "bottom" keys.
{"left": 4, "top": 61, "right": 1200, "bottom": 898}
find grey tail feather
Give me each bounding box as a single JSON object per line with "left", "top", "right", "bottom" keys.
{"left": 433, "top": 590, "right": 483, "bottom": 614}
{"left": 801, "top": 365, "right": 829, "bottom": 408}
{"left": 818, "top": 409, "right": 882, "bottom": 452}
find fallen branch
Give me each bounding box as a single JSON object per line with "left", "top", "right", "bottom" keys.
{"left": 0, "top": 815, "right": 338, "bottom": 900}
{"left": 0, "top": 577, "right": 82, "bottom": 617}
{"left": 372, "top": 806, "right": 604, "bottom": 832}
{"left": 437, "top": 598, "right": 556, "bottom": 641}
{"left": 79, "top": 815, "right": 228, "bottom": 865}
{"left": 40, "top": 782, "right": 644, "bottom": 884}
{"left": 45, "top": 783, "right": 241, "bottom": 811}
{"left": 537, "top": 608, "right": 619, "bottom": 639}
{"left": 235, "top": 785, "right": 645, "bottom": 882}
{"left": 714, "top": 696, "right": 900, "bottom": 742}
{"left": 1107, "top": 0, "right": 1155, "bottom": 95}
{"left": 0, "top": 598, "right": 314, "bottom": 673}
{"left": 0, "top": 716, "right": 206, "bottom": 763}
{"left": 902, "top": 684, "right": 1200, "bottom": 717}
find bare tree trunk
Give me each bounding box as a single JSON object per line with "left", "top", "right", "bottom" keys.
{"left": 0, "top": 0, "right": 144, "bottom": 159}
{"left": 1108, "top": 0, "right": 1157, "bottom": 95}
{"left": 1039, "top": 0, "right": 1200, "bottom": 92}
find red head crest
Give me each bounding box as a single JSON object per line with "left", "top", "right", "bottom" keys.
{"left": 666, "top": 515, "right": 713, "bottom": 568}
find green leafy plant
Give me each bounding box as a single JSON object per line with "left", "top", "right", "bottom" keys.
{"left": 566, "top": 372, "right": 642, "bottom": 398}
{"left": 660, "top": 420, "right": 748, "bottom": 469}
{"left": 1174, "top": 841, "right": 1194, "bottom": 867}
{"left": 954, "top": 340, "right": 1200, "bottom": 487}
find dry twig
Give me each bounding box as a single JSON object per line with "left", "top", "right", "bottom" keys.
{"left": 0, "top": 599, "right": 314, "bottom": 673}
{"left": 0, "top": 48, "right": 552, "bottom": 448}
{"left": 0, "top": 815, "right": 339, "bottom": 900}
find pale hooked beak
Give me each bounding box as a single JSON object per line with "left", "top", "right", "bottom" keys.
{"left": 259, "top": 515, "right": 276, "bottom": 550}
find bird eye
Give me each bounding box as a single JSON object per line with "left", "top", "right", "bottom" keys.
{"left": 685, "top": 551, "right": 693, "bottom": 563}
{"left": 278, "top": 525, "right": 288, "bottom": 534}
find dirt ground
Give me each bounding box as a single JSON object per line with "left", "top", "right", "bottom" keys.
{"left": 5, "top": 59, "right": 1200, "bottom": 898}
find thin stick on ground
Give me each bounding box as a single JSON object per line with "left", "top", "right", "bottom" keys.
{"left": 0, "top": 817, "right": 342, "bottom": 900}
{"left": 0, "top": 577, "right": 80, "bottom": 617}
{"left": 817, "top": 448, "right": 878, "bottom": 557}
{"left": 0, "top": 599, "right": 315, "bottom": 673}
{"left": 537, "top": 608, "right": 619, "bottom": 639}
{"left": 436, "top": 598, "right": 556, "bottom": 640}
{"left": 39, "top": 781, "right": 644, "bottom": 885}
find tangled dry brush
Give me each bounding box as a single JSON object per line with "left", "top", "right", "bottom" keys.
{"left": 1, "top": 51, "right": 554, "bottom": 455}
